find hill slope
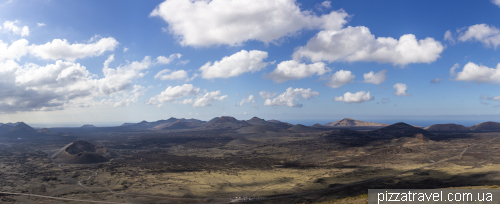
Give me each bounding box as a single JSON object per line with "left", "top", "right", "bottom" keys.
{"left": 287, "top": 124, "right": 323, "bottom": 133}
{"left": 369, "top": 122, "right": 434, "bottom": 138}
{"left": 325, "top": 118, "right": 388, "bottom": 127}
{"left": 50, "top": 140, "right": 118, "bottom": 164}
{"left": 202, "top": 116, "right": 251, "bottom": 130}
{"left": 2, "top": 122, "right": 38, "bottom": 138}
{"left": 469, "top": 121, "right": 500, "bottom": 131}
{"left": 424, "top": 124, "right": 469, "bottom": 131}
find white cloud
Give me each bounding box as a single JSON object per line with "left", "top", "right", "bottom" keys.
{"left": 150, "top": 0, "right": 347, "bottom": 46}
{"left": 237, "top": 95, "right": 256, "bottom": 106}
{"left": 259, "top": 91, "right": 278, "bottom": 99}
{"left": 493, "top": 0, "right": 500, "bottom": 7}
{"left": 393, "top": 83, "right": 410, "bottom": 96}
{"left": 293, "top": 26, "right": 444, "bottom": 66}
{"left": 147, "top": 84, "right": 200, "bottom": 107}
{"left": 30, "top": 37, "right": 119, "bottom": 61}
{"left": 0, "top": 57, "right": 152, "bottom": 112}
{"left": 324, "top": 70, "right": 355, "bottom": 88}
{"left": 264, "top": 87, "right": 319, "bottom": 107}
{"left": 0, "top": 35, "right": 159, "bottom": 112}
{"left": 321, "top": 1, "right": 332, "bottom": 8}
{"left": 334, "top": 91, "right": 374, "bottom": 103}
{"left": 3, "top": 21, "right": 29, "bottom": 36}
{"left": 200, "top": 50, "right": 269, "bottom": 79}
{"left": 192, "top": 90, "right": 228, "bottom": 107}
{"left": 37, "top": 23, "right": 46, "bottom": 27}
{"left": 107, "top": 85, "right": 147, "bottom": 108}
{"left": 266, "top": 60, "right": 329, "bottom": 83}
{"left": 458, "top": 24, "right": 500, "bottom": 49}
{"left": 177, "top": 60, "right": 189, "bottom": 65}
{"left": 444, "top": 30, "right": 455, "bottom": 44}
{"left": 430, "top": 78, "right": 441, "bottom": 84}
{"left": 453, "top": 62, "right": 500, "bottom": 84}
{"left": 154, "top": 69, "right": 188, "bottom": 81}
{"left": 0, "top": 39, "right": 30, "bottom": 61}
{"left": 363, "top": 70, "right": 387, "bottom": 85}
{"left": 179, "top": 98, "right": 194, "bottom": 105}
{"left": 123, "top": 47, "right": 128, "bottom": 52}
{"left": 482, "top": 95, "right": 500, "bottom": 101}
{"left": 155, "top": 53, "right": 182, "bottom": 64}
{"left": 97, "top": 55, "right": 152, "bottom": 95}
{"left": 449, "top": 63, "right": 460, "bottom": 76}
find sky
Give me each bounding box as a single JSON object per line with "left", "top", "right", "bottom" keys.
{"left": 1, "top": 0, "right": 500, "bottom": 127}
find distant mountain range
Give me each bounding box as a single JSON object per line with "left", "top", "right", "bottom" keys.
{"left": 1, "top": 118, "right": 500, "bottom": 140}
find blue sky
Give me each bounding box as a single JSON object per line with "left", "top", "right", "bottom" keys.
{"left": 1, "top": 0, "right": 500, "bottom": 127}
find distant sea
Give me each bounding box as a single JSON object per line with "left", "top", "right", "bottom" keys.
{"left": 283, "top": 119, "right": 497, "bottom": 128}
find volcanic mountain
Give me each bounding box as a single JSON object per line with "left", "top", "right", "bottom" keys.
{"left": 424, "top": 124, "right": 469, "bottom": 132}
{"left": 287, "top": 124, "right": 323, "bottom": 133}
{"left": 469, "top": 121, "right": 500, "bottom": 131}
{"left": 0, "top": 124, "right": 14, "bottom": 134}
{"left": 126, "top": 117, "right": 181, "bottom": 130}
{"left": 237, "top": 125, "right": 279, "bottom": 133}
{"left": 246, "top": 117, "right": 293, "bottom": 129}
{"left": 50, "top": 140, "right": 119, "bottom": 164}
{"left": 2, "top": 122, "right": 38, "bottom": 138}
{"left": 203, "top": 116, "right": 251, "bottom": 130}
{"left": 325, "top": 118, "right": 389, "bottom": 127}
{"left": 369, "top": 122, "right": 434, "bottom": 139}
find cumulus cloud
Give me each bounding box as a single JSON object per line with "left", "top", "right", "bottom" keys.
{"left": 237, "top": 95, "right": 256, "bottom": 106}
{"left": 293, "top": 26, "right": 444, "bottom": 66}
{"left": 444, "top": 30, "right": 455, "bottom": 44}
{"left": 453, "top": 62, "right": 500, "bottom": 84}
{"left": 266, "top": 60, "right": 329, "bottom": 83}
{"left": 458, "top": 24, "right": 500, "bottom": 49}
{"left": 0, "top": 55, "right": 153, "bottom": 112}
{"left": 30, "top": 37, "right": 119, "bottom": 61}
{"left": 0, "top": 34, "right": 159, "bottom": 112}
{"left": 264, "top": 87, "right": 319, "bottom": 107}
{"left": 37, "top": 23, "right": 46, "bottom": 27}
{"left": 324, "top": 70, "right": 355, "bottom": 88}
{"left": 449, "top": 63, "right": 460, "bottom": 76}
{"left": 0, "top": 39, "right": 30, "bottom": 61}
{"left": 98, "top": 55, "right": 152, "bottom": 95}
{"left": 192, "top": 91, "right": 228, "bottom": 107}
{"left": 494, "top": 0, "right": 500, "bottom": 7}
{"left": 154, "top": 69, "right": 188, "bottom": 81}
{"left": 363, "top": 70, "right": 387, "bottom": 85}
{"left": 430, "top": 78, "right": 441, "bottom": 84}
{"left": 321, "top": 1, "right": 332, "bottom": 8}
{"left": 200, "top": 50, "right": 269, "bottom": 79}
{"left": 259, "top": 91, "right": 278, "bottom": 99}
{"left": 334, "top": 91, "right": 374, "bottom": 103}
{"left": 155, "top": 53, "right": 182, "bottom": 64}
{"left": 150, "top": 0, "right": 347, "bottom": 46}
{"left": 2, "top": 21, "right": 29, "bottom": 36}
{"left": 106, "top": 85, "right": 147, "bottom": 108}
{"left": 147, "top": 84, "right": 200, "bottom": 107}
{"left": 123, "top": 47, "right": 128, "bottom": 52}
{"left": 147, "top": 84, "right": 227, "bottom": 107}
{"left": 393, "top": 83, "right": 410, "bottom": 96}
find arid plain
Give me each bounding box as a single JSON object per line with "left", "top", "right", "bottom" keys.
{"left": 1, "top": 117, "right": 500, "bottom": 204}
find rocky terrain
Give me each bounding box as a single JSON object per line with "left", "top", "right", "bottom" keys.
{"left": 0, "top": 118, "right": 499, "bottom": 203}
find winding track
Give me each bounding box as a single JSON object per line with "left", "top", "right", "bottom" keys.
{"left": 0, "top": 137, "right": 498, "bottom": 203}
